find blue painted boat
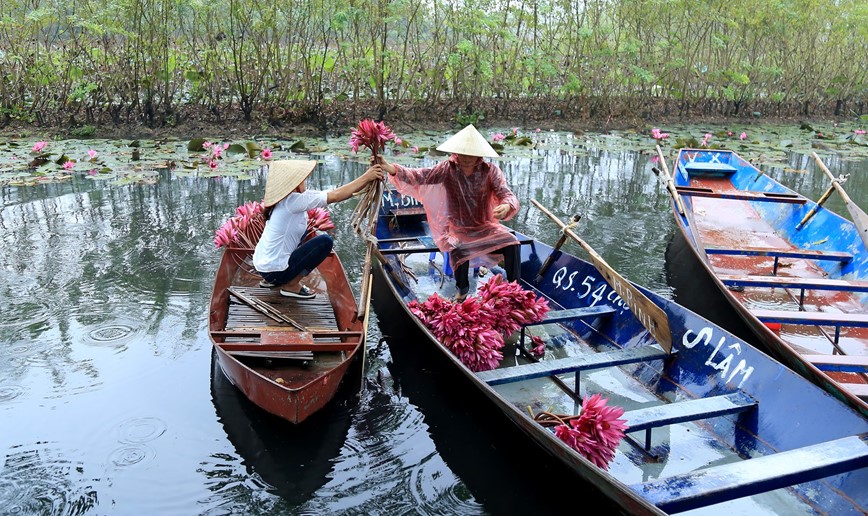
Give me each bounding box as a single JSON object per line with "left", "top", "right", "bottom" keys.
{"left": 656, "top": 148, "right": 868, "bottom": 418}
{"left": 372, "top": 187, "right": 867, "bottom": 515}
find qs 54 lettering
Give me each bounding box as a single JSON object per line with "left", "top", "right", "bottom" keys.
{"left": 551, "top": 267, "right": 627, "bottom": 310}
{"left": 682, "top": 327, "right": 754, "bottom": 387}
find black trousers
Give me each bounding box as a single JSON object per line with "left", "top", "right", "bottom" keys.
{"left": 454, "top": 243, "right": 520, "bottom": 293}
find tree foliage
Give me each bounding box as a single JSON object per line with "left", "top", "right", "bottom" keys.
{"left": 0, "top": 0, "right": 865, "bottom": 128}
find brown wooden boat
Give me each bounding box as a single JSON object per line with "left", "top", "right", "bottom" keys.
{"left": 208, "top": 246, "right": 365, "bottom": 424}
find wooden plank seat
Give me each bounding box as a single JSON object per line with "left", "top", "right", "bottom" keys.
{"left": 630, "top": 433, "right": 868, "bottom": 514}
{"left": 518, "top": 305, "right": 617, "bottom": 348}
{"left": 623, "top": 392, "right": 757, "bottom": 451}
{"left": 802, "top": 354, "right": 868, "bottom": 373}
{"left": 379, "top": 235, "right": 535, "bottom": 255}
{"left": 676, "top": 185, "right": 806, "bottom": 204}
{"left": 706, "top": 247, "right": 853, "bottom": 261}
{"left": 718, "top": 274, "right": 868, "bottom": 306}
{"left": 840, "top": 383, "right": 868, "bottom": 399}
{"left": 388, "top": 206, "right": 426, "bottom": 217}
{"left": 752, "top": 309, "right": 868, "bottom": 345}
{"left": 682, "top": 161, "right": 738, "bottom": 175}
{"left": 475, "top": 345, "right": 669, "bottom": 395}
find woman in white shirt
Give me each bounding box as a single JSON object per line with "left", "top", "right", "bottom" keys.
{"left": 252, "top": 160, "right": 383, "bottom": 298}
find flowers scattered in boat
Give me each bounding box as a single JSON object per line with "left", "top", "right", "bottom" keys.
{"left": 349, "top": 119, "right": 395, "bottom": 159}
{"left": 306, "top": 207, "right": 335, "bottom": 233}
{"left": 408, "top": 275, "right": 550, "bottom": 372}
{"left": 535, "top": 393, "right": 628, "bottom": 470}
{"left": 215, "top": 201, "right": 265, "bottom": 249}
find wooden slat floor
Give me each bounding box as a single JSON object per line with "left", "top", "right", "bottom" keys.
{"left": 225, "top": 286, "right": 338, "bottom": 335}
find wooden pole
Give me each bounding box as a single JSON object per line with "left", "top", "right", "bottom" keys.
{"left": 532, "top": 199, "right": 672, "bottom": 353}
{"left": 812, "top": 152, "right": 868, "bottom": 251}
{"left": 654, "top": 145, "right": 687, "bottom": 216}
{"left": 796, "top": 184, "right": 835, "bottom": 229}
{"left": 534, "top": 214, "right": 580, "bottom": 282}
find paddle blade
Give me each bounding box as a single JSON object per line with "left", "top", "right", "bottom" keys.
{"left": 844, "top": 199, "right": 868, "bottom": 251}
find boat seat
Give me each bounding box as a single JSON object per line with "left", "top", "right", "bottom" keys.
{"left": 718, "top": 274, "right": 868, "bottom": 306}
{"left": 803, "top": 354, "right": 868, "bottom": 373}
{"left": 475, "top": 345, "right": 669, "bottom": 395}
{"left": 681, "top": 161, "right": 737, "bottom": 175}
{"left": 518, "top": 305, "right": 617, "bottom": 348}
{"left": 379, "top": 236, "right": 535, "bottom": 255}
{"left": 630, "top": 433, "right": 868, "bottom": 514}
{"left": 706, "top": 246, "right": 853, "bottom": 274}
{"left": 676, "top": 186, "right": 806, "bottom": 204}
{"left": 623, "top": 392, "right": 757, "bottom": 451}
{"left": 840, "top": 383, "right": 868, "bottom": 399}
{"left": 753, "top": 309, "right": 868, "bottom": 345}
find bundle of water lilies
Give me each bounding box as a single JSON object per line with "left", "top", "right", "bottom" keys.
{"left": 214, "top": 201, "right": 265, "bottom": 249}
{"left": 349, "top": 118, "right": 395, "bottom": 236}
{"left": 408, "top": 275, "right": 551, "bottom": 372}
{"left": 215, "top": 202, "right": 334, "bottom": 249}
{"left": 306, "top": 207, "right": 335, "bottom": 233}
{"left": 533, "top": 393, "right": 628, "bottom": 470}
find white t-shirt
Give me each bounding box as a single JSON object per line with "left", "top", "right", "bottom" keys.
{"left": 252, "top": 190, "right": 328, "bottom": 273}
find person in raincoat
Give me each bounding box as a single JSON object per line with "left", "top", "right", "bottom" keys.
{"left": 379, "top": 124, "right": 520, "bottom": 301}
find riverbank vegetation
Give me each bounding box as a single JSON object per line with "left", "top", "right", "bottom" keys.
{"left": 1, "top": 0, "right": 866, "bottom": 137}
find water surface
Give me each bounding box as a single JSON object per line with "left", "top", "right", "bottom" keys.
{"left": 1, "top": 132, "right": 865, "bottom": 514}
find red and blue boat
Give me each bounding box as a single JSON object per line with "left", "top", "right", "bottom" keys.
{"left": 657, "top": 148, "right": 868, "bottom": 417}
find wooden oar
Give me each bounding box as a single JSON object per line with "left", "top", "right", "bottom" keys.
{"left": 654, "top": 145, "right": 686, "bottom": 215}
{"left": 228, "top": 286, "right": 305, "bottom": 330}
{"left": 532, "top": 199, "right": 673, "bottom": 353}
{"left": 534, "top": 214, "right": 580, "bottom": 283}
{"left": 796, "top": 184, "right": 835, "bottom": 229}
{"left": 812, "top": 152, "right": 868, "bottom": 250}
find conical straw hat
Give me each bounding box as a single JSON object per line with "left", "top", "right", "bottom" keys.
{"left": 436, "top": 124, "right": 499, "bottom": 158}
{"left": 262, "top": 160, "right": 317, "bottom": 207}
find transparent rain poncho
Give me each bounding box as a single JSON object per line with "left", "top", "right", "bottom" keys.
{"left": 389, "top": 155, "right": 519, "bottom": 269}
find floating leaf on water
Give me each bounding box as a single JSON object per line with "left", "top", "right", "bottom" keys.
{"left": 289, "top": 141, "right": 308, "bottom": 152}
{"left": 188, "top": 138, "right": 207, "bottom": 151}
{"left": 244, "top": 141, "right": 262, "bottom": 158}
{"left": 226, "top": 143, "right": 247, "bottom": 155}
{"left": 129, "top": 140, "right": 141, "bottom": 148}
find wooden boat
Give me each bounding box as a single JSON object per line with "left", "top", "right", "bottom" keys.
{"left": 655, "top": 147, "right": 868, "bottom": 417}
{"left": 372, "top": 188, "right": 868, "bottom": 515}
{"left": 208, "top": 245, "right": 365, "bottom": 424}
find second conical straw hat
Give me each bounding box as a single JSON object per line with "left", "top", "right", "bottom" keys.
{"left": 436, "top": 124, "right": 499, "bottom": 158}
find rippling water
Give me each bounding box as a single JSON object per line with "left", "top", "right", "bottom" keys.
{"left": 1, "top": 136, "right": 865, "bottom": 515}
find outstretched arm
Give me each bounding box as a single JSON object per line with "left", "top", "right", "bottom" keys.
{"left": 327, "top": 165, "right": 384, "bottom": 204}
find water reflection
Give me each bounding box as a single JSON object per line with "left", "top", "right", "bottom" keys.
{"left": 0, "top": 138, "right": 865, "bottom": 514}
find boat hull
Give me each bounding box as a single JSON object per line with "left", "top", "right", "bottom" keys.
{"left": 208, "top": 247, "right": 364, "bottom": 424}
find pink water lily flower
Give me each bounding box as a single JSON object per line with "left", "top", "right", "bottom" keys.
{"left": 62, "top": 161, "right": 75, "bottom": 170}
{"left": 32, "top": 141, "right": 48, "bottom": 153}
{"left": 855, "top": 129, "right": 867, "bottom": 135}
{"left": 261, "top": 148, "right": 272, "bottom": 160}
{"left": 88, "top": 149, "right": 97, "bottom": 160}
{"left": 349, "top": 119, "right": 395, "bottom": 158}
{"left": 209, "top": 160, "right": 218, "bottom": 169}
{"left": 492, "top": 133, "right": 505, "bottom": 142}
{"left": 411, "top": 146, "right": 419, "bottom": 153}
{"left": 551, "top": 393, "right": 628, "bottom": 470}
{"left": 740, "top": 132, "right": 747, "bottom": 140}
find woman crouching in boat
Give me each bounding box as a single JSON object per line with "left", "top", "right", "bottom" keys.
{"left": 253, "top": 159, "right": 383, "bottom": 299}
